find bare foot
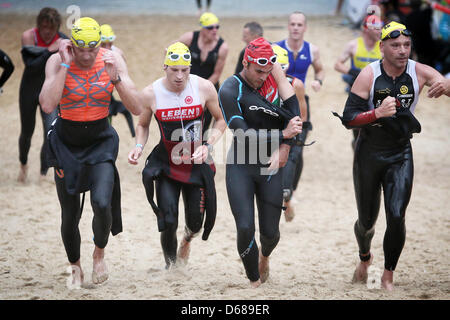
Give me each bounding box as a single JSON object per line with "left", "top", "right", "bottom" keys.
{"left": 259, "top": 250, "right": 270, "bottom": 283}
{"left": 284, "top": 201, "right": 295, "bottom": 222}
{"left": 67, "top": 261, "right": 84, "bottom": 289}
{"left": 381, "top": 269, "right": 394, "bottom": 291}
{"left": 92, "top": 246, "right": 108, "bottom": 284}
{"left": 177, "top": 238, "right": 191, "bottom": 266}
{"left": 17, "top": 164, "right": 28, "bottom": 183}
{"left": 250, "top": 279, "right": 262, "bottom": 288}
{"left": 352, "top": 252, "right": 373, "bottom": 283}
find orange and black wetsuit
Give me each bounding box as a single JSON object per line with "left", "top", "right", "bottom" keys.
{"left": 47, "top": 48, "right": 122, "bottom": 263}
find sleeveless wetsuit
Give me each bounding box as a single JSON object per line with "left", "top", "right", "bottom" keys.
{"left": 47, "top": 48, "right": 122, "bottom": 263}
{"left": 339, "top": 59, "right": 420, "bottom": 271}
{"left": 19, "top": 28, "right": 66, "bottom": 175}
{"left": 219, "top": 73, "right": 292, "bottom": 282}
{"left": 189, "top": 31, "right": 224, "bottom": 133}
{"left": 142, "top": 74, "right": 217, "bottom": 267}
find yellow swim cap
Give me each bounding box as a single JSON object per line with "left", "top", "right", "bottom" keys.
{"left": 71, "top": 17, "right": 101, "bottom": 48}
{"left": 272, "top": 45, "right": 289, "bottom": 66}
{"left": 381, "top": 21, "right": 407, "bottom": 40}
{"left": 199, "top": 12, "right": 219, "bottom": 27}
{"left": 100, "top": 24, "right": 116, "bottom": 43}
{"left": 164, "top": 42, "right": 191, "bottom": 66}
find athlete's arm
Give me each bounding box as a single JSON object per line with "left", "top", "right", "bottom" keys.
{"left": 103, "top": 50, "right": 142, "bottom": 115}
{"left": 310, "top": 44, "right": 325, "bottom": 92}
{"left": 334, "top": 40, "right": 355, "bottom": 74}
{"left": 201, "top": 78, "right": 227, "bottom": 144}
{"left": 208, "top": 41, "right": 228, "bottom": 86}
{"left": 415, "top": 62, "right": 450, "bottom": 98}
{"left": 292, "top": 78, "right": 308, "bottom": 121}
{"left": 0, "top": 49, "right": 14, "bottom": 89}
{"left": 39, "top": 52, "right": 68, "bottom": 114}
{"left": 192, "top": 78, "right": 227, "bottom": 162}
{"left": 128, "top": 84, "right": 154, "bottom": 165}
{"left": 178, "top": 32, "right": 194, "bottom": 48}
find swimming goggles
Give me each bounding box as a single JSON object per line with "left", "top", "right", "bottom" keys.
{"left": 204, "top": 25, "right": 220, "bottom": 30}
{"left": 72, "top": 37, "right": 100, "bottom": 48}
{"left": 247, "top": 54, "right": 277, "bottom": 66}
{"left": 101, "top": 35, "right": 116, "bottom": 42}
{"left": 167, "top": 52, "right": 191, "bottom": 62}
{"left": 382, "top": 29, "right": 412, "bottom": 41}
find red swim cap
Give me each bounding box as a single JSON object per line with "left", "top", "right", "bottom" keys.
{"left": 363, "top": 14, "right": 383, "bottom": 30}
{"left": 244, "top": 37, "right": 275, "bottom": 65}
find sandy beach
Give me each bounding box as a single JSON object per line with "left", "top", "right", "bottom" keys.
{"left": 0, "top": 13, "right": 449, "bottom": 300}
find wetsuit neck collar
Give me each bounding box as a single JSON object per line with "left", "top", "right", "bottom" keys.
{"left": 380, "top": 59, "right": 408, "bottom": 81}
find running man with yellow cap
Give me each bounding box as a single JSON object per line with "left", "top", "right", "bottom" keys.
{"left": 178, "top": 12, "right": 229, "bottom": 135}
{"left": 39, "top": 17, "right": 142, "bottom": 287}
{"left": 100, "top": 23, "right": 136, "bottom": 138}
{"left": 334, "top": 20, "right": 450, "bottom": 291}
{"left": 272, "top": 44, "right": 308, "bottom": 222}
{"left": 128, "top": 42, "right": 226, "bottom": 269}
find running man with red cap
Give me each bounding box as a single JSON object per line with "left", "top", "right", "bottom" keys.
{"left": 128, "top": 42, "right": 226, "bottom": 269}
{"left": 218, "top": 37, "right": 302, "bottom": 287}
{"left": 334, "top": 21, "right": 450, "bottom": 291}
{"left": 39, "top": 17, "right": 142, "bottom": 287}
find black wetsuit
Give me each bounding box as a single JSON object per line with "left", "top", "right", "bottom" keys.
{"left": 189, "top": 31, "right": 224, "bottom": 134}
{"left": 336, "top": 59, "right": 421, "bottom": 271}
{"left": 19, "top": 31, "right": 67, "bottom": 175}
{"left": 219, "top": 73, "right": 299, "bottom": 282}
{"left": 0, "top": 49, "right": 14, "bottom": 89}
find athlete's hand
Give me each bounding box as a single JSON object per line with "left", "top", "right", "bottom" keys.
{"left": 283, "top": 116, "right": 302, "bottom": 139}
{"left": 311, "top": 79, "right": 322, "bottom": 92}
{"left": 128, "top": 146, "right": 143, "bottom": 165}
{"left": 48, "top": 38, "right": 61, "bottom": 53}
{"left": 268, "top": 143, "right": 291, "bottom": 171}
{"left": 59, "top": 39, "right": 73, "bottom": 65}
{"left": 102, "top": 51, "right": 119, "bottom": 81}
{"left": 427, "top": 78, "right": 450, "bottom": 98}
{"left": 191, "top": 144, "right": 208, "bottom": 164}
{"left": 375, "top": 96, "right": 397, "bottom": 118}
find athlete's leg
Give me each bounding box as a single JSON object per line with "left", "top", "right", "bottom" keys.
{"left": 18, "top": 81, "right": 38, "bottom": 181}
{"left": 54, "top": 167, "right": 85, "bottom": 285}
{"left": 177, "top": 185, "right": 206, "bottom": 264}
{"left": 89, "top": 162, "right": 115, "bottom": 284}
{"left": 380, "top": 147, "right": 413, "bottom": 290}
{"left": 39, "top": 106, "right": 57, "bottom": 176}
{"left": 255, "top": 170, "right": 283, "bottom": 283}
{"left": 352, "top": 141, "right": 383, "bottom": 282}
{"left": 226, "top": 164, "right": 260, "bottom": 283}
{"left": 155, "top": 176, "right": 181, "bottom": 268}
{"left": 89, "top": 162, "right": 114, "bottom": 249}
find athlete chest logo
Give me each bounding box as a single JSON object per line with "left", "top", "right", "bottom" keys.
{"left": 157, "top": 105, "right": 203, "bottom": 121}
{"left": 185, "top": 96, "right": 193, "bottom": 104}
{"left": 249, "top": 105, "right": 279, "bottom": 117}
